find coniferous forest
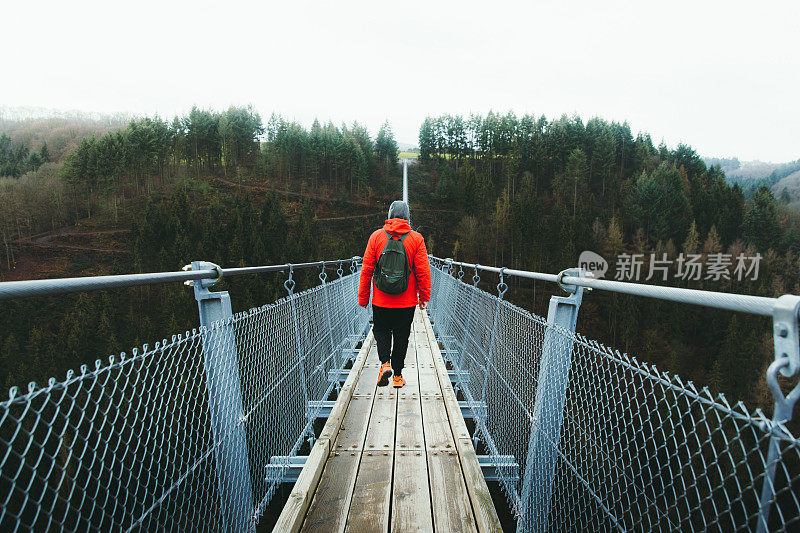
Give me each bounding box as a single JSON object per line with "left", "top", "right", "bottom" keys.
{"left": 1, "top": 106, "right": 799, "bottom": 424}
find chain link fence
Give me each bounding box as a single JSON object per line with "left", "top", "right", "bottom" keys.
{"left": 0, "top": 269, "right": 368, "bottom": 531}
{"left": 428, "top": 261, "right": 800, "bottom": 532}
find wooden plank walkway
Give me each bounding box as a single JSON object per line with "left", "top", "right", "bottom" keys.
{"left": 275, "top": 309, "right": 501, "bottom": 532}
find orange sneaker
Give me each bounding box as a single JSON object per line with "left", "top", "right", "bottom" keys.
{"left": 377, "top": 362, "right": 392, "bottom": 386}
{"left": 392, "top": 375, "right": 405, "bottom": 388}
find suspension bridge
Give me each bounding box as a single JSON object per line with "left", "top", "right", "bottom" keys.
{"left": 1, "top": 162, "right": 799, "bottom": 531}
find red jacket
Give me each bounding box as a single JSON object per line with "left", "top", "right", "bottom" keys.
{"left": 358, "top": 218, "right": 431, "bottom": 308}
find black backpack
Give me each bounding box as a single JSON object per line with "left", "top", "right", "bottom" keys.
{"left": 374, "top": 230, "right": 410, "bottom": 294}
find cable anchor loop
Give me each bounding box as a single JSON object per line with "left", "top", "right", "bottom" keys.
{"left": 497, "top": 267, "right": 508, "bottom": 299}
{"left": 284, "top": 264, "right": 295, "bottom": 295}
{"left": 766, "top": 357, "right": 800, "bottom": 424}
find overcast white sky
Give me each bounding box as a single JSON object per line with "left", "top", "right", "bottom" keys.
{"left": 3, "top": 1, "right": 799, "bottom": 161}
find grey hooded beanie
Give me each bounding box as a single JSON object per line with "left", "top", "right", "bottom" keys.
{"left": 387, "top": 200, "right": 410, "bottom": 221}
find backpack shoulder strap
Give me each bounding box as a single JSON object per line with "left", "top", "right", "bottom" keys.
{"left": 384, "top": 230, "right": 410, "bottom": 242}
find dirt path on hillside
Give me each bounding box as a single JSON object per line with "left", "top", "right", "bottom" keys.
{"left": 318, "top": 212, "right": 385, "bottom": 221}
{"left": 317, "top": 208, "right": 460, "bottom": 221}
{"left": 14, "top": 227, "right": 130, "bottom": 254}
{"left": 215, "top": 177, "right": 375, "bottom": 207}
{"left": 216, "top": 177, "right": 462, "bottom": 219}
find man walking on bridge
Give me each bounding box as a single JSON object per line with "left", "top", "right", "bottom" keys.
{"left": 359, "top": 200, "right": 431, "bottom": 388}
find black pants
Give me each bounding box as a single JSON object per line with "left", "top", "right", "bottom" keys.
{"left": 372, "top": 305, "right": 415, "bottom": 376}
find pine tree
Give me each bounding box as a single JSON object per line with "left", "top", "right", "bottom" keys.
{"left": 709, "top": 317, "right": 761, "bottom": 402}
{"left": 375, "top": 121, "right": 398, "bottom": 168}
{"left": 629, "top": 164, "right": 691, "bottom": 243}
{"left": 703, "top": 225, "right": 722, "bottom": 255}
{"left": 604, "top": 216, "right": 624, "bottom": 260}
{"left": 592, "top": 219, "right": 607, "bottom": 248}
{"left": 683, "top": 221, "right": 700, "bottom": 254}
{"left": 26, "top": 326, "right": 54, "bottom": 382}
{"left": 742, "top": 186, "right": 781, "bottom": 250}
{"left": 552, "top": 148, "right": 588, "bottom": 218}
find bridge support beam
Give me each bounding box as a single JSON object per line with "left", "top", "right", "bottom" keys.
{"left": 267, "top": 454, "right": 517, "bottom": 483}
{"left": 191, "top": 261, "right": 255, "bottom": 533}
{"left": 517, "top": 268, "right": 584, "bottom": 533}
{"left": 328, "top": 368, "right": 469, "bottom": 385}
{"left": 307, "top": 399, "right": 485, "bottom": 419}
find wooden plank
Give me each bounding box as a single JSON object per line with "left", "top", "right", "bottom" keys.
{"left": 399, "top": 342, "right": 420, "bottom": 394}
{"left": 420, "top": 396, "right": 456, "bottom": 450}
{"left": 427, "top": 451, "right": 478, "bottom": 533}
{"left": 415, "top": 309, "right": 477, "bottom": 531}
{"left": 392, "top": 318, "right": 433, "bottom": 533}
{"left": 332, "top": 395, "right": 375, "bottom": 452}
{"left": 422, "top": 310, "right": 502, "bottom": 532}
{"left": 301, "top": 453, "right": 361, "bottom": 533}
{"left": 454, "top": 437, "right": 502, "bottom": 532}
{"left": 275, "top": 437, "right": 332, "bottom": 532}
{"left": 417, "top": 363, "right": 441, "bottom": 394}
{"left": 335, "top": 344, "right": 379, "bottom": 450}
{"left": 353, "top": 345, "right": 380, "bottom": 396}
{"left": 346, "top": 347, "right": 398, "bottom": 530}
{"left": 275, "top": 332, "right": 375, "bottom": 532}
{"left": 302, "top": 339, "right": 381, "bottom": 531}
{"left": 391, "top": 452, "right": 433, "bottom": 533}
{"left": 345, "top": 454, "right": 393, "bottom": 532}
{"left": 366, "top": 342, "right": 380, "bottom": 363}
{"left": 328, "top": 341, "right": 376, "bottom": 439}
{"left": 399, "top": 375, "right": 420, "bottom": 396}
{"left": 415, "top": 326, "right": 441, "bottom": 394}
{"left": 416, "top": 324, "right": 454, "bottom": 450}
{"left": 415, "top": 308, "right": 501, "bottom": 532}
{"left": 303, "top": 319, "right": 400, "bottom": 532}
{"left": 363, "top": 396, "right": 397, "bottom": 451}
{"left": 395, "top": 398, "right": 424, "bottom": 451}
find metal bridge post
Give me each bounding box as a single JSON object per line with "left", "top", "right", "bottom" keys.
{"left": 517, "top": 268, "right": 584, "bottom": 533}
{"left": 756, "top": 295, "right": 800, "bottom": 533}
{"left": 190, "top": 261, "right": 255, "bottom": 532}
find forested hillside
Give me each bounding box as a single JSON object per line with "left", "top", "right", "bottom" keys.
{"left": 1, "top": 107, "right": 798, "bottom": 425}
{"left": 0, "top": 106, "right": 405, "bottom": 393}
{"left": 416, "top": 112, "right": 800, "bottom": 418}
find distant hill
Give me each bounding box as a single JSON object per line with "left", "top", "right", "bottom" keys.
{"left": 397, "top": 142, "right": 418, "bottom": 151}
{"left": 704, "top": 156, "right": 800, "bottom": 199}
{"left": 1, "top": 108, "right": 129, "bottom": 164}
{"left": 771, "top": 169, "right": 800, "bottom": 208}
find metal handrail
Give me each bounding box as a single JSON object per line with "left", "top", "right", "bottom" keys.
{"left": 0, "top": 257, "right": 362, "bottom": 301}
{"left": 431, "top": 256, "right": 781, "bottom": 317}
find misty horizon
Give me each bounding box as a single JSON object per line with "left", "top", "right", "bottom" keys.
{"left": 2, "top": 104, "right": 796, "bottom": 165}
